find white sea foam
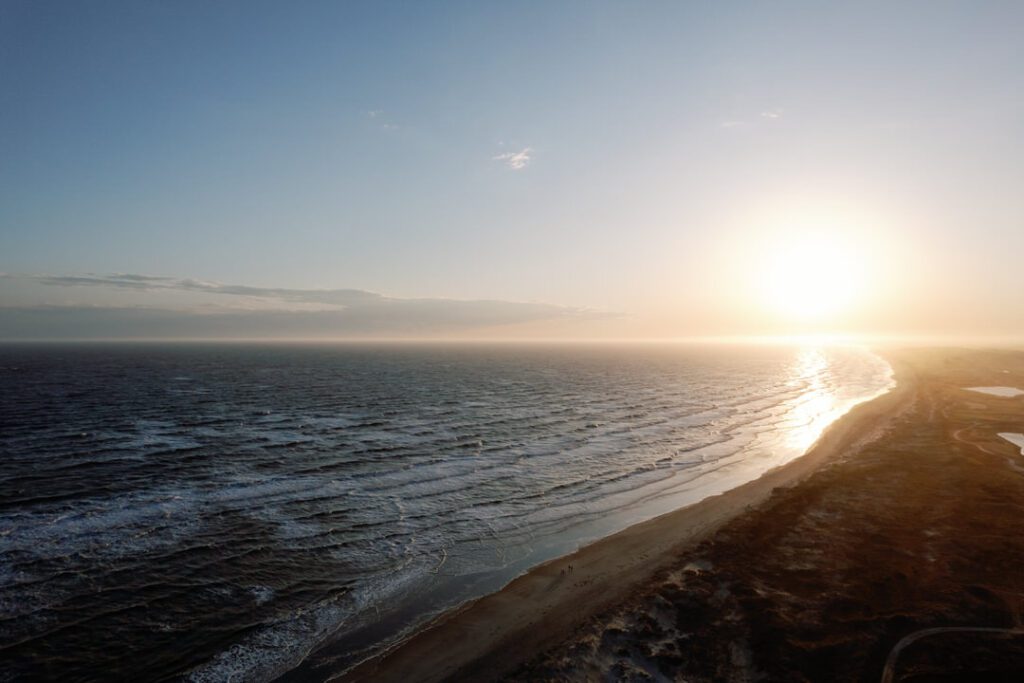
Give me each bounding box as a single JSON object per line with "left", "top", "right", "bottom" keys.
{"left": 248, "top": 585, "right": 275, "bottom": 606}
{"left": 185, "top": 563, "right": 428, "bottom": 683}
{"left": 0, "top": 489, "right": 202, "bottom": 571}
{"left": 186, "top": 599, "right": 351, "bottom": 683}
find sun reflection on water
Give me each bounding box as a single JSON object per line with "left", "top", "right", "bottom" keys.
{"left": 785, "top": 347, "right": 842, "bottom": 452}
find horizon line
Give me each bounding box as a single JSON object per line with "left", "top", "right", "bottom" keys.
{"left": 3, "top": 334, "right": 1024, "bottom": 347}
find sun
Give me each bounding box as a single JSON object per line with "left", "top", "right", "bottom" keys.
{"left": 760, "top": 233, "right": 865, "bottom": 320}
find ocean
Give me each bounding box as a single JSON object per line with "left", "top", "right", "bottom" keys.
{"left": 0, "top": 343, "right": 892, "bottom": 681}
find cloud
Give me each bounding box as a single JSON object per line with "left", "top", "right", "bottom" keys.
{"left": 29, "top": 273, "right": 382, "bottom": 307}
{"left": 0, "top": 273, "right": 613, "bottom": 339}
{"left": 493, "top": 147, "right": 533, "bottom": 170}
{"left": 719, "top": 108, "right": 782, "bottom": 130}
{"left": 366, "top": 109, "right": 400, "bottom": 131}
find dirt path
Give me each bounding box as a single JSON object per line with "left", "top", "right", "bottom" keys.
{"left": 880, "top": 627, "right": 1024, "bottom": 683}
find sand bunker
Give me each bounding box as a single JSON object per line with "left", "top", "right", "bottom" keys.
{"left": 965, "top": 386, "right": 1024, "bottom": 398}
{"left": 998, "top": 433, "right": 1024, "bottom": 455}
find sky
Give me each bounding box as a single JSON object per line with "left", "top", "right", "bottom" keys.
{"left": 1, "top": 1, "right": 1023, "bottom": 341}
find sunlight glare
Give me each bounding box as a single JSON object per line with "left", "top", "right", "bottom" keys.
{"left": 761, "top": 233, "right": 866, "bottom": 320}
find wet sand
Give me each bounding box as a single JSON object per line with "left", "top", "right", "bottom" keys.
{"left": 330, "top": 347, "right": 973, "bottom": 683}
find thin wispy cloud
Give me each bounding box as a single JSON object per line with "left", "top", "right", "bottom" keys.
{"left": 493, "top": 147, "right": 533, "bottom": 170}
{"left": 367, "top": 109, "right": 399, "bottom": 130}
{"left": 719, "top": 108, "right": 783, "bottom": 130}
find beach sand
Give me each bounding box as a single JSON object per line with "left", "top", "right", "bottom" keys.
{"left": 331, "top": 347, "right": 1024, "bottom": 683}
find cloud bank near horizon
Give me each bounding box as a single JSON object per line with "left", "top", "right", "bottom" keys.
{"left": 0, "top": 273, "right": 612, "bottom": 339}
{"left": 22, "top": 273, "right": 387, "bottom": 308}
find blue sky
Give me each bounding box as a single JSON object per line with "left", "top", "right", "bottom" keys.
{"left": 2, "top": 1, "right": 1023, "bottom": 339}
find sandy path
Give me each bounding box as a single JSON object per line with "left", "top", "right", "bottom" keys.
{"left": 880, "top": 627, "right": 1024, "bottom": 683}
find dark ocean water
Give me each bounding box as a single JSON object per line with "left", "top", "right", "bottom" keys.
{"left": 0, "top": 343, "right": 891, "bottom": 681}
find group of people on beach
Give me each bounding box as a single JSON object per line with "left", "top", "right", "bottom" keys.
{"left": 560, "top": 564, "right": 575, "bottom": 577}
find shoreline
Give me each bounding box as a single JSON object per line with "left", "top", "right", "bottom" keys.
{"left": 328, "top": 351, "right": 913, "bottom": 682}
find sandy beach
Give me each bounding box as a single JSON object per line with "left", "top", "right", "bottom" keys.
{"left": 321, "top": 347, "right": 1024, "bottom": 682}
{"left": 512, "top": 347, "right": 1024, "bottom": 681}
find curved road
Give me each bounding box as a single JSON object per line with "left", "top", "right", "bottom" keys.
{"left": 880, "top": 626, "right": 1024, "bottom": 683}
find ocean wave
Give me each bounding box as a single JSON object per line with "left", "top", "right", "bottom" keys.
{"left": 0, "top": 343, "right": 893, "bottom": 681}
